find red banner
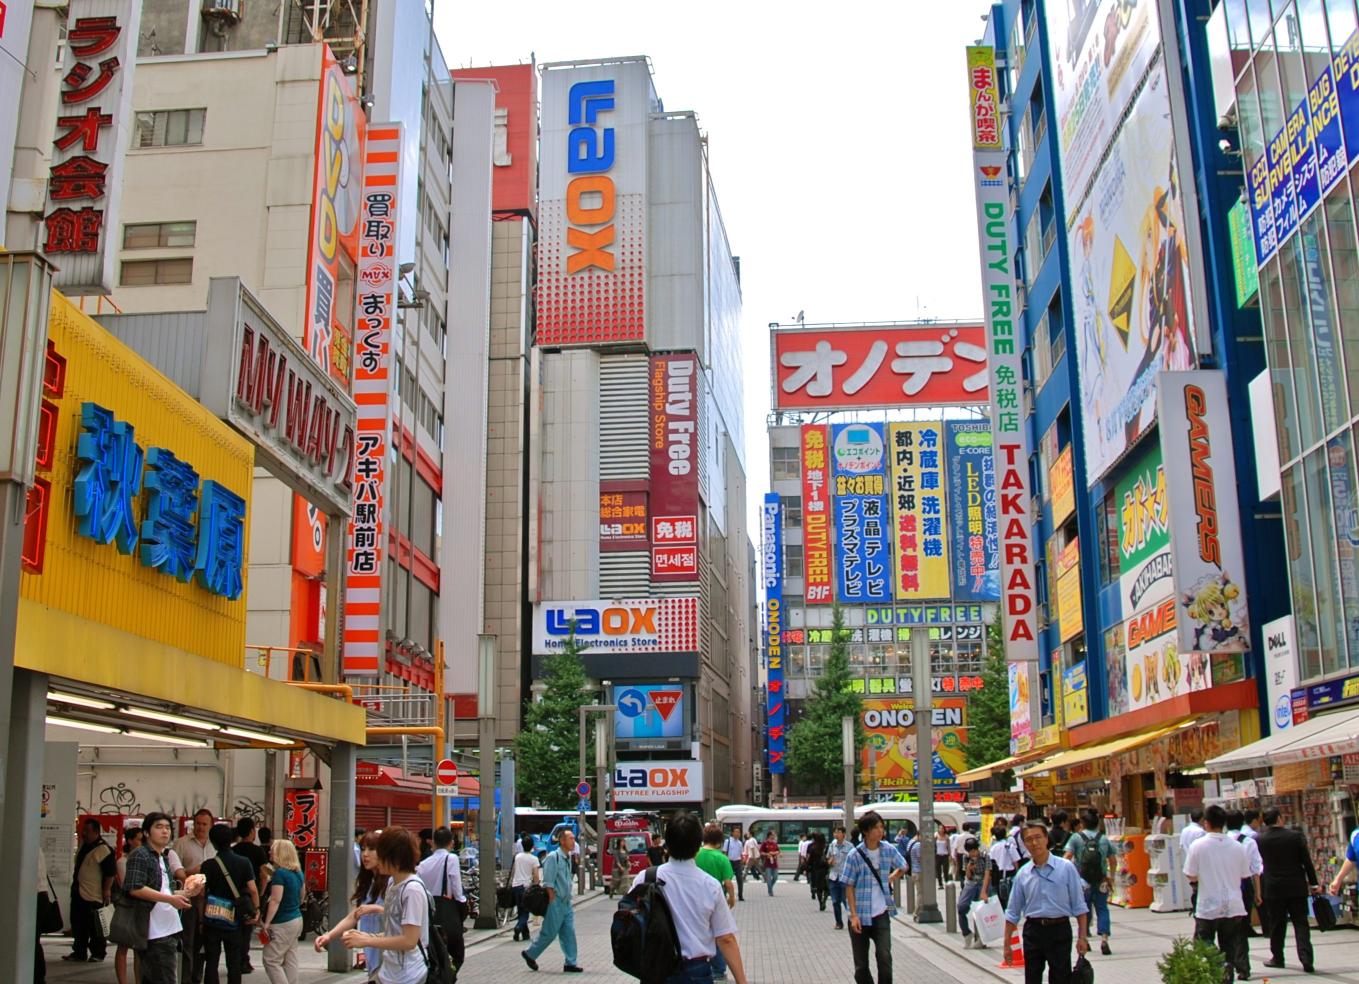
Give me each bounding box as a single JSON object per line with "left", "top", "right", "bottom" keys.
{"left": 772, "top": 325, "right": 990, "bottom": 411}
{"left": 649, "top": 354, "right": 700, "bottom": 582}
{"left": 284, "top": 788, "right": 320, "bottom": 849}
{"left": 801, "top": 424, "right": 833, "bottom": 603}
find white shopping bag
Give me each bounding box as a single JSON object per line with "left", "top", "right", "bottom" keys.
{"left": 969, "top": 897, "right": 1006, "bottom": 948}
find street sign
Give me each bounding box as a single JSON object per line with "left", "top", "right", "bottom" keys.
{"left": 576, "top": 780, "right": 591, "bottom": 799}
{"left": 578, "top": 797, "right": 591, "bottom": 812}
{"left": 436, "top": 758, "right": 458, "bottom": 797}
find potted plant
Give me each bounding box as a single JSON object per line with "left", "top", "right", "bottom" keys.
{"left": 1156, "top": 937, "right": 1227, "bottom": 984}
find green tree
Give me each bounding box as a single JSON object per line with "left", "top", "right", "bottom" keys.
{"left": 966, "top": 619, "right": 1012, "bottom": 771}
{"left": 785, "top": 605, "right": 866, "bottom": 804}
{"left": 513, "top": 633, "right": 597, "bottom": 810}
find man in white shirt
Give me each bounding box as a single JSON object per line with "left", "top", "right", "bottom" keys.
{"left": 796, "top": 833, "right": 811, "bottom": 882}
{"left": 1227, "top": 809, "right": 1264, "bottom": 971}
{"left": 743, "top": 831, "right": 760, "bottom": 881}
{"left": 723, "top": 827, "right": 747, "bottom": 901}
{"left": 171, "top": 808, "right": 216, "bottom": 984}
{"left": 1184, "top": 806, "right": 1252, "bottom": 984}
{"left": 124, "top": 812, "right": 197, "bottom": 984}
{"left": 981, "top": 821, "right": 1018, "bottom": 907}
{"left": 634, "top": 813, "right": 748, "bottom": 984}
{"left": 416, "top": 827, "right": 467, "bottom": 972}
{"left": 510, "top": 835, "right": 541, "bottom": 942}
{"left": 950, "top": 828, "right": 969, "bottom": 882}
{"left": 1180, "top": 808, "right": 1207, "bottom": 854}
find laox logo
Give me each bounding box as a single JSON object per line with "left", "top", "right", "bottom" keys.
{"left": 615, "top": 766, "right": 689, "bottom": 788}
{"left": 565, "top": 79, "right": 617, "bottom": 274}
{"left": 545, "top": 605, "right": 656, "bottom": 635}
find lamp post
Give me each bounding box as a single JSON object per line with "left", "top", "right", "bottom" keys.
{"left": 474, "top": 635, "right": 497, "bottom": 928}
{"left": 577, "top": 703, "right": 615, "bottom": 894}
{"left": 913, "top": 629, "right": 941, "bottom": 922}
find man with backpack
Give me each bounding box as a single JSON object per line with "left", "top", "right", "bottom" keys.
{"left": 1064, "top": 808, "right": 1115, "bottom": 955}
{"left": 522, "top": 829, "right": 583, "bottom": 974}
{"left": 841, "top": 810, "right": 907, "bottom": 984}
{"left": 619, "top": 811, "right": 748, "bottom": 984}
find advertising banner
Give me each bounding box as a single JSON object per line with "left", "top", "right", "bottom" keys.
{"left": 859, "top": 697, "right": 968, "bottom": 790}
{"left": 1009, "top": 661, "right": 1032, "bottom": 751}
{"left": 41, "top": 0, "right": 143, "bottom": 294}
{"left": 343, "top": 122, "right": 401, "bottom": 677}
{"left": 537, "top": 58, "right": 651, "bottom": 346}
{"left": 944, "top": 420, "right": 999, "bottom": 602}
{"left": 1157, "top": 371, "right": 1251, "bottom": 654}
{"left": 771, "top": 324, "right": 989, "bottom": 412}
{"left": 613, "top": 759, "right": 703, "bottom": 803}
{"left": 1116, "top": 442, "right": 1173, "bottom": 620}
{"left": 801, "top": 423, "right": 834, "bottom": 603}
{"left": 1045, "top": 0, "right": 1160, "bottom": 211}
{"left": 1227, "top": 199, "right": 1260, "bottom": 307}
{"left": 303, "top": 45, "right": 366, "bottom": 387}
{"left": 831, "top": 422, "right": 892, "bottom": 603}
{"left": 1050, "top": 446, "right": 1076, "bottom": 526}
{"left": 649, "top": 354, "right": 700, "bottom": 581}
{"left": 762, "top": 493, "right": 786, "bottom": 774}
{"left": 968, "top": 46, "right": 1038, "bottom": 660}
{"left": 600, "top": 483, "right": 648, "bottom": 551}
{"left": 1107, "top": 597, "right": 1210, "bottom": 713}
{"left": 612, "top": 684, "right": 688, "bottom": 742}
{"left": 1069, "top": 59, "right": 1197, "bottom": 483}
{"left": 1062, "top": 661, "right": 1089, "bottom": 727}
{"left": 532, "top": 598, "right": 699, "bottom": 654}
{"left": 1056, "top": 537, "right": 1083, "bottom": 643}
{"left": 967, "top": 46, "right": 1003, "bottom": 149}
{"left": 887, "top": 422, "right": 950, "bottom": 600}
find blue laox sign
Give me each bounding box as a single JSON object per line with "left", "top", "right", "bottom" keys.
{"left": 74, "top": 402, "right": 247, "bottom": 599}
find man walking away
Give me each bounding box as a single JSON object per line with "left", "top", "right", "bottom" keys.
{"left": 416, "top": 826, "right": 467, "bottom": 973}
{"left": 1258, "top": 807, "right": 1319, "bottom": 973}
{"left": 634, "top": 812, "right": 748, "bottom": 984}
{"left": 827, "top": 826, "right": 853, "bottom": 930}
{"left": 1064, "top": 808, "right": 1115, "bottom": 955}
{"left": 1010, "top": 814, "right": 1031, "bottom": 870}
{"left": 124, "top": 812, "right": 198, "bottom": 984}
{"left": 842, "top": 810, "right": 907, "bottom": 984}
{"left": 696, "top": 824, "right": 739, "bottom": 981}
{"left": 1227, "top": 809, "right": 1263, "bottom": 959}
{"left": 949, "top": 826, "right": 967, "bottom": 882}
{"left": 795, "top": 833, "right": 810, "bottom": 882}
{"left": 1182, "top": 808, "right": 1207, "bottom": 917}
{"left": 724, "top": 828, "right": 747, "bottom": 902}
{"left": 1184, "top": 805, "right": 1252, "bottom": 984}
{"left": 231, "top": 819, "right": 268, "bottom": 974}
{"left": 982, "top": 820, "right": 1018, "bottom": 910}
{"left": 173, "top": 808, "right": 217, "bottom": 984}
{"left": 743, "top": 829, "right": 760, "bottom": 886}
{"left": 1047, "top": 812, "right": 1071, "bottom": 855}
{"left": 67, "top": 818, "right": 115, "bottom": 964}
{"left": 1003, "top": 822, "right": 1090, "bottom": 984}
{"left": 522, "top": 829, "right": 583, "bottom": 973}
{"left": 1243, "top": 811, "right": 1262, "bottom": 840}
{"left": 510, "top": 836, "right": 540, "bottom": 942}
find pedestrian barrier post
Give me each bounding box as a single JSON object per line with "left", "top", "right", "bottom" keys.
{"left": 945, "top": 881, "right": 957, "bottom": 934}
{"left": 892, "top": 874, "right": 901, "bottom": 909}
{"left": 905, "top": 874, "right": 915, "bottom": 915}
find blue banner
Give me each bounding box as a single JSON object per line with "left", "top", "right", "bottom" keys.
{"left": 761, "top": 493, "right": 785, "bottom": 774}
{"left": 944, "top": 420, "right": 1000, "bottom": 602}
{"left": 1288, "top": 99, "right": 1321, "bottom": 220}
{"left": 830, "top": 422, "right": 892, "bottom": 604}
{"left": 1309, "top": 66, "right": 1347, "bottom": 200}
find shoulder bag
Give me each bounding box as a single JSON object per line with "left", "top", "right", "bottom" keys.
{"left": 109, "top": 850, "right": 159, "bottom": 951}
{"left": 432, "top": 855, "right": 464, "bottom": 944}
{"left": 204, "top": 856, "right": 244, "bottom": 929}
{"left": 38, "top": 872, "right": 64, "bottom": 934}
{"left": 496, "top": 858, "right": 515, "bottom": 911}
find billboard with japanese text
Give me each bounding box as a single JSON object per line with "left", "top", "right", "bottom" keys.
{"left": 801, "top": 424, "right": 833, "bottom": 603}
{"left": 649, "top": 354, "right": 700, "bottom": 581}
{"left": 887, "top": 422, "right": 950, "bottom": 600}
{"left": 762, "top": 494, "right": 786, "bottom": 774}
{"left": 600, "top": 483, "right": 648, "bottom": 551}
{"left": 944, "top": 421, "right": 999, "bottom": 602}
{"left": 830, "top": 422, "right": 892, "bottom": 604}
{"left": 611, "top": 683, "right": 688, "bottom": 743}
{"left": 771, "top": 324, "right": 989, "bottom": 412}
{"left": 859, "top": 697, "right": 968, "bottom": 791}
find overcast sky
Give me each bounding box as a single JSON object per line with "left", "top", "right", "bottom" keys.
{"left": 435, "top": 1, "right": 994, "bottom": 536}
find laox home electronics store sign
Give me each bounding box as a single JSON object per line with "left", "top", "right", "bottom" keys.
{"left": 532, "top": 598, "right": 699, "bottom": 654}
{"left": 613, "top": 760, "right": 703, "bottom": 803}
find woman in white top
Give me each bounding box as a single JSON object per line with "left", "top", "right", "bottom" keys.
{"left": 510, "top": 835, "right": 542, "bottom": 941}
{"left": 327, "top": 827, "right": 429, "bottom": 984}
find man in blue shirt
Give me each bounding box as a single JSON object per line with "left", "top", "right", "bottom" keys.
{"left": 1327, "top": 824, "right": 1359, "bottom": 896}
{"left": 522, "top": 829, "right": 582, "bottom": 973}
{"left": 1004, "top": 822, "right": 1090, "bottom": 984}
{"left": 842, "top": 811, "right": 907, "bottom": 984}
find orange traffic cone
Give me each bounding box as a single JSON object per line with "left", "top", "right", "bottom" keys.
{"left": 1000, "top": 926, "right": 1025, "bottom": 969}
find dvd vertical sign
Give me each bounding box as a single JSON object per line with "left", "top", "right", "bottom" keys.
{"left": 763, "top": 493, "right": 786, "bottom": 774}
{"left": 967, "top": 46, "right": 1037, "bottom": 660}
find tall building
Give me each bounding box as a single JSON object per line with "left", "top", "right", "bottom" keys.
{"left": 529, "top": 57, "right": 754, "bottom": 811}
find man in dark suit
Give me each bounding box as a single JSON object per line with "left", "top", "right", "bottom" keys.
{"left": 1257, "top": 807, "right": 1318, "bottom": 973}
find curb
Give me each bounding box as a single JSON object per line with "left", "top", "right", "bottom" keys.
{"left": 894, "top": 914, "right": 1013, "bottom": 984}
{"left": 466, "top": 888, "right": 608, "bottom": 949}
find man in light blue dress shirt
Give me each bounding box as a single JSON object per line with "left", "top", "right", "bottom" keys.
{"left": 1003, "top": 823, "right": 1089, "bottom": 984}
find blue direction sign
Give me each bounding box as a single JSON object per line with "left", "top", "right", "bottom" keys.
{"left": 617, "top": 688, "right": 647, "bottom": 717}
{"left": 576, "top": 781, "right": 592, "bottom": 799}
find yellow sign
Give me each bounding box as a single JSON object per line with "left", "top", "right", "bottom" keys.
{"left": 1051, "top": 446, "right": 1075, "bottom": 526}
{"left": 887, "top": 422, "right": 951, "bottom": 600}
{"left": 19, "top": 295, "right": 253, "bottom": 668}
{"left": 1056, "top": 537, "right": 1083, "bottom": 643}
{"left": 966, "top": 47, "right": 1003, "bottom": 150}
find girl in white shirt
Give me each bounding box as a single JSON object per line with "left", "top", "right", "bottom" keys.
{"left": 325, "top": 827, "right": 430, "bottom": 984}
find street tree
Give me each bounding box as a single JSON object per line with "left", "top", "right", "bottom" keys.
{"left": 965, "top": 619, "right": 1011, "bottom": 771}
{"left": 785, "top": 604, "right": 866, "bottom": 805}
{"left": 513, "top": 631, "right": 597, "bottom": 810}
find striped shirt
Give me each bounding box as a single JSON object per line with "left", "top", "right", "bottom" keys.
{"left": 841, "top": 842, "right": 906, "bottom": 926}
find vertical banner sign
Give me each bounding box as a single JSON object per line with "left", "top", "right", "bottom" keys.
{"left": 762, "top": 494, "right": 786, "bottom": 774}
{"left": 1056, "top": 538, "right": 1084, "bottom": 643}
{"left": 1157, "top": 370, "right": 1251, "bottom": 654}
{"left": 831, "top": 422, "right": 892, "bottom": 603}
{"left": 283, "top": 788, "right": 320, "bottom": 849}
{"left": 41, "top": 0, "right": 143, "bottom": 294}
{"left": 304, "top": 45, "right": 366, "bottom": 387}
{"left": 888, "top": 422, "right": 950, "bottom": 600}
{"left": 342, "top": 123, "right": 402, "bottom": 677}
{"left": 801, "top": 424, "right": 833, "bottom": 603}
{"left": 944, "top": 420, "right": 1000, "bottom": 602}
{"left": 967, "top": 46, "right": 1038, "bottom": 660}
{"left": 649, "top": 354, "right": 700, "bottom": 581}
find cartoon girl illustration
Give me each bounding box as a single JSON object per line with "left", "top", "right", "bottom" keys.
{"left": 1184, "top": 574, "right": 1246, "bottom": 651}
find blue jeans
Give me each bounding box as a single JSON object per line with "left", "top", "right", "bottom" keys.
{"left": 526, "top": 898, "right": 577, "bottom": 966}
{"left": 666, "top": 958, "right": 716, "bottom": 983}
{"left": 513, "top": 885, "right": 531, "bottom": 936}
{"left": 958, "top": 881, "right": 981, "bottom": 936}
{"left": 763, "top": 865, "right": 778, "bottom": 895}
{"left": 830, "top": 879, "right": 847, "bottom": 925}
{"left": 1087, "top": 883, "right": 1111, "bottom": 937}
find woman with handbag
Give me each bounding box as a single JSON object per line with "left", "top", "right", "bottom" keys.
{"left": 258, "top": 839, "right": 306, "bottom": 984}
{"left": 201, "top": 823, "right": 258, "bottom": 984}
{"left": 113, "top": 828, "right": 145, "bottom": 984}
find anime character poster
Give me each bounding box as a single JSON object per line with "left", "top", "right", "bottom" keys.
{"left": 859, "top": 697, "right": 968, "bottom": 791}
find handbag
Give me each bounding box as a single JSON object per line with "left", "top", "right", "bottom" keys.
{"left": 109, "top": 890, "right": 149, "bottom": 950}
{"left": 432, "top": 855, "right": 464, "bottom": 943}
{"left": 1313, "top": 894, "right": 1338, "bottom": 931}
{"left": 495, "top": 861, "right": 515, "bottom": 910}
{"left": 522, "top": 883, "right": 550, "bottom": 916}
{"left": 204, "top": 857, "right": 243, "bottom": 929}
{"left": 37, "top": 873, "right": 63, "bottom": 934}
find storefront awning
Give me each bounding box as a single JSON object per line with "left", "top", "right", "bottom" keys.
{"left": 1016, "top": 721, "right": 1188, "bottom": 778}
{"left": 956, "top": 749, "right": 1048, "bottom": 784}
{"left": 1206, "top": 706, "right": 1359, "bottom": 772}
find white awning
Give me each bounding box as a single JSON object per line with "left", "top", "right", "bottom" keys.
{"left": 1206, "top": 706, "right": 1359, "bottom": 772}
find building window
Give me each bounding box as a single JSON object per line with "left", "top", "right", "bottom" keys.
{"left": 135, "top": 109, "right": 206, "bottom": 148}
{"left": 1097, "top": 490, "right": 1119, "bottom": 586}
{"left": 784, "top": 548, "right": 804, "bottom": 580}
{"left": 780, "top": 495, "right": 802, "bottom": 528}
{"left": 120, "top": 258, "right": 192, "bottom": 286}
{"left": 772, "top": 446, "right": 800, "bottom": 482}
{"left": 123, "top": 221, "right": 196, "bottom": 249}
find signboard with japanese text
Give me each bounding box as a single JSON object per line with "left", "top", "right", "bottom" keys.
{"left": 600, "top": 483, "right": 649, "bottom": 551}
{"left": 537, "top": 58, "right": 652, "bottom": 346}
{"left": 1158, "top": 371, "right": 1251, "bottom": 654}
{"left": 830, "top": 422, "right": 892, "bottom": 604}
{"left": 848, "top": 671, "right": 985, "bottom": 697}
{"left": 944, "top": 420, "right": 999, "bottom": 602}
{"left": 343, "top": 123, "right": 401, "bottom": 676}
{"left": 1062, "top": 661, "right": 1089, "bottom": 727}
{"left": 786, "top": 622, "right": 985, "bottom": 648}
{"left": 1009, "top": 661, "right": 1032, "bottom": 751}
{"left": 860, "top": 697, "right": 968, "bottom": 791}
{"left": 801, "top": 423, "right": 833, "bottom": 603}
{"left": 1116, "top": 441, "right": 1173, "bottom": 623}
{"left": 762, "top": 493, "right": 786, "bottom": 774}
{"left": 1068, "top": 59, "right": 1197, "bottom": 484}
{"left": 41, "top": 0, "right": 143, "bottom": 293}
{"left": 650, "top": 354, "right": 700, "bottom": 581}
{"left": 1050, "top": 445, "right": 1076, "bottom": 526}
{"left": 303, "top": 45, "right": 366, "bottom": 387}
{"left": 611, "top": 683, "right": 688, "bottom": 744}
{"left": 968, "top": 46, "right": 1038, "bottom": 660}
{"left": 772, "top": 324, "right": 989, "bottom": 412}
{"left": 1227, "top": 200, "right": 1260, "bottom": 307}
{"left": 284, "top": 788, "right": 320, "bottom": 849}
{"left": 1056, "top": 537, "right": 1083, "bottom": 643}
{"left": 0, "top": 0, "right": 35, "bottom": 222}
{"left": 967, "top": 46, "right": 1002, "bottom": 149}
{"left": 887, "top": 422, "right": 950, "bottom": 600}
{"left": 532, "top": 598, "right": 699, "bottom": 655}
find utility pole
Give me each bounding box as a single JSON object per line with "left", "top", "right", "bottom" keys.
{"left": 577, "top": 704, "right": 615, "bottom": 895}
{"left": 474, "top": 636, "right": 496, "bottom": 929}
{"left": 913, "top": 629, "right": 941, "bottom": 922}
{"left": 842, "top": 715, "right": 855, "bottom": 837}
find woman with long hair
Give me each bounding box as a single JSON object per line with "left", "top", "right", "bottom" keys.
{"left": 315, "top": 831, "right": 387, "bottom": 981}
{"left": 113, "top": 827, "right": 144, "bottom": 984}
{"left": 258, "top": 839, "right": 305, "bottom": 984}
{"left": 807, "top": 832, "right": 830, "bottom": 911}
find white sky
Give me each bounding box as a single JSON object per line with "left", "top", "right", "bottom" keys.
{"left": 434, "top": 1, "right": 994, "bottom": 537}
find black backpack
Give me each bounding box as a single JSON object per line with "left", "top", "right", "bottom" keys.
{"left": 610, "top": 866, "right": 684, "bottom": 983}
{"left": 1076, "top": 832, "right": 1105, "bottom": 887}
{"left": 405, "top": 880, "right": 457, "bottom": 984}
